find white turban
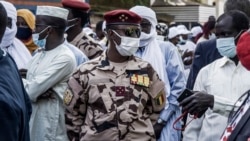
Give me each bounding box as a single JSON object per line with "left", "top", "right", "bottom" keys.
{"left": 129, "top": 5, "right": 157, "bottom": 27}
{"left": 0, "top": 1, "right": 17, "bottom": 48}
{"left": 0, "top": 1, "right": 32, "bottom": 69}
{"left": 130, "top": 6, "right": 170, "bottom": 99}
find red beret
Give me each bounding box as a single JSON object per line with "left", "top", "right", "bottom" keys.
{"left": 62, "top": 0, "right": 90, "bottom": 11}
{"left": 237, "top": 30, "right": 250, "bottom": 70}
{"left": 104, "top": 9, "right": 141, "bottom": 25}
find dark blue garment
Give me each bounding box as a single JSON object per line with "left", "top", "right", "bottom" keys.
{"left": 228, "top": 90, "right": 250, "bottom": 141}
{"left": 186, "top": 39, "right": 222, "bottom": 90}
{"left": 0, "top": 49, "right": 32, "bottom": 141}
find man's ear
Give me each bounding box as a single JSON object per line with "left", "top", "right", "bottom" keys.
{"left": 106, "top": 29, "right": 113, "bottom": 40}
{"left": 75, "top": 18, "right": 81, "bottom": 26}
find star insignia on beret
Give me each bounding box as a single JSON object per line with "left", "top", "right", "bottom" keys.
{"left": 119, "top": 14, "right": 128, "bottom": 22}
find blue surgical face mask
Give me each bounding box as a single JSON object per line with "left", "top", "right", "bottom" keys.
{"left": 216, "top": 31, "right": 244, "bottom": 58}
{"left": 178, "top": 36, "right": 187, "bottom": 45}
{"left": 216, "top": 37, "right": 236, "bottom": 58}
{"left": 32, "top": 26, "right": 49, "bottom": 48}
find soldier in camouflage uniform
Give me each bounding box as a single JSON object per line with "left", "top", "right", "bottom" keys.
{"left": 62, "top": 0, "right": 103, "bottom": 60}
{"left": 64, "top": 9, "right": 166, "bottom": 141}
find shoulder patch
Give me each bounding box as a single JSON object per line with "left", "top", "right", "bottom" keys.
{"left": 154, "top": 91, "right": 165, "bottom": 106}
{"left": 64, "top": 89, "right": 73, "bottom": 105}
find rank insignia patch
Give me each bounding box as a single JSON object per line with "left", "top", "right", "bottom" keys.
{"left": 115, "top": 86, "right": 125, "bottom": 96}
{"left": 130, "top": 74, "right": 150, "bottom": 87}
{"left": 64, "top": 89, "right": 73, "bottom": 105}
{"left": 154, "top": 92, "right": 165, "bottom": 106}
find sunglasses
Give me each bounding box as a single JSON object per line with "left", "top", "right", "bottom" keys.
{"left": 112, "top": 28, "right": 141, "bottom": 37}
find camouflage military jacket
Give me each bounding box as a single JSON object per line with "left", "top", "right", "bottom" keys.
{"left": 64, "top": 52, "right": 166, "bottom": 141}
{"left": 70, "top": 31, "right": 103, "bottom": 60}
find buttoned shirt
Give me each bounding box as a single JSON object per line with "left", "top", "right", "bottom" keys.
{"left": 183, "top": 57, "right": 250, "bottom": 141}
{"left": 65, "top": 51, "right": 166, "bottom": 141}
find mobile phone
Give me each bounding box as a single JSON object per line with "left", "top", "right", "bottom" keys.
{"left": 177, "top": 89, "right": 194, "bottom": 102}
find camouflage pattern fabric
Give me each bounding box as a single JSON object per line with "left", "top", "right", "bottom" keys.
{"left": 64, "top": 51, "right": 166, "bottom": 141}
{"left": 69, "top": 31, "right": 103, "bottom": 60}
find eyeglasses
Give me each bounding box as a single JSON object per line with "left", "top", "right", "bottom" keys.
{"left": 112, "top": 28, "right": 141, "bottom": 37}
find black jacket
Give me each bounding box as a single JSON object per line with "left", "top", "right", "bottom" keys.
{"left": 228, "top": 93, "right": 250, "bottom": 141}
{"left": 0, "top": 50, "right": 32, "bottom": 141}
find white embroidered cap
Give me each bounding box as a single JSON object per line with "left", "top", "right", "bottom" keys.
{"left": 177, "top": 24, "right": 191, "bottom": 35}
{"left": 168, "top": 26, "right": 180, "bottom": 39}
{"left": 36, "top": 6, "right": 69, "bottom": 20}
{"left": 191, "top": 26, "right": 203, "bottom": 37}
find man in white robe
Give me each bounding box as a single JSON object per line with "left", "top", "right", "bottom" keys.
{"left": 22, "top": 6, "right": 76, "bottom": 141}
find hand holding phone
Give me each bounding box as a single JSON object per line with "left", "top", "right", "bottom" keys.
{"left": 177, "top": 89, "right": 194, "bottom": 102}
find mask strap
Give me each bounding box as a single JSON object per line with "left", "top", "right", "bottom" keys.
{"left": 235, "top": 30, "right": 246, "bottom": 41}
{"left": 172, "top": 111, "right": 198, "bottom": 131}
{"left": 110, "top": 30, "right": 121, "bottom": 45}
{"left": 112, "top": 30, "right": 121, "bottom": 38}
{"left": 38, "top": 26, "right": 50, "bottom": 35}
{"left": 68, "top": 18, "right": 78, "bottom": 22}
{"left": 67, "top": 18, "right": 78, "bottom": 27}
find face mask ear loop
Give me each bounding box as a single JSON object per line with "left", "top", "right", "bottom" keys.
{"left": 111, "top": 30, "right": 121, "bottom": 45}
{"left": 38, "top": 26, "right": 51, "bottom": 39}
{"left": 235, "top": 30, "right": 247, "bottom": 42}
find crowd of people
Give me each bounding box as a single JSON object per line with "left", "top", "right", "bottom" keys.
{"left": 0, "top": 0, "right": 250, "bottom": 141}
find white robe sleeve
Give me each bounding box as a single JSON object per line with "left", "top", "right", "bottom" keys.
{"left": 23, "top": 54, "right": 75, "bottom": 102}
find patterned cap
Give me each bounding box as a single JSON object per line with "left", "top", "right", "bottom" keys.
{"left": 36, "top": 6, "right": 69, "bottom": 20}
{"left": 237, "top": 30, "right": 250, "bottom": 70}
{"left": 62, "top": 0, "right": 90, "bottom": 11}
{"left": 104, "top": 9, "right": 141, "bottom": 25}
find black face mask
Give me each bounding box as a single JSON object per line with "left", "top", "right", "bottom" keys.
{"left": 16, "top": 27, "right": 32, "bottom": 40}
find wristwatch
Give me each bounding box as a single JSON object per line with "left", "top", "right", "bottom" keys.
{"left": 157, "top": 118, "right": 167, "bottom": 125}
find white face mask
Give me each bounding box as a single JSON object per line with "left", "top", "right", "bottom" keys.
{"left": 112, "top": 30, "right": 140, "bottom": 56}
{"left": 0, "top": 20, "right": 17, "bottom": 48}
{"left": 178, "top": 36, "right": 187, "bottom": 45}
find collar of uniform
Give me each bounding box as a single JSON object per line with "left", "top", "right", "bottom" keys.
{"left": 218, "top": 56, "right": 235, "bottom": 67}
{"left": 96, "top": 50, "right": 141, "bottom": 71}
{"left": 70, "top": 31, "right": 86, "bottom": 45}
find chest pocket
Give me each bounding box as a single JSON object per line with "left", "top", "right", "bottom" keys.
{"left": 88, "top": 78, "right": 115, "bottom": 114}
{"left": 124, "top": 85, "right": 149, "bottom": 116}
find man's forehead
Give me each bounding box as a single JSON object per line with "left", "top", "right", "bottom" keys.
{"left": 36, "top": 15, "right": 44, "bottom": 20}
{"left": 141, "top": 18, "right": 150, "bottom": 23}
{"left": 216, "top": 15, "right": 233, "bottom": 29}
